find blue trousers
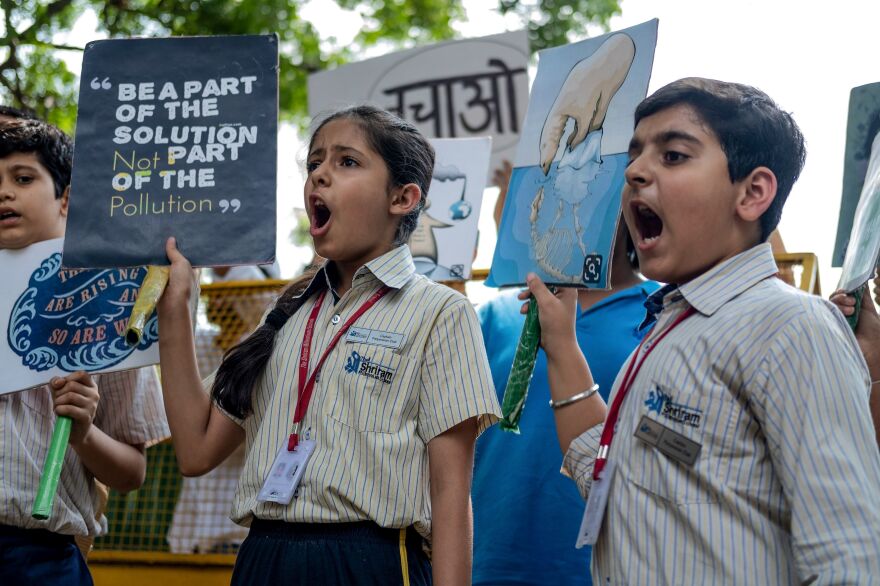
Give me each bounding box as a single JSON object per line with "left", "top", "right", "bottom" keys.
{"left": 231, "top": 520, "right": 432, "bottom": 585}
{"left": 0, "top": 524, "right": 93, "bottom": 586}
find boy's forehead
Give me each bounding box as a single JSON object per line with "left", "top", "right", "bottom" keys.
{"left": 0, "top": 150, "right": 46, "bottom": 169}
{"left": 632, "top": 104, "right": 716, "bottom": 145}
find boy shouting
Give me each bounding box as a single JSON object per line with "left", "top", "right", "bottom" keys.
{"left": 528, "top": 78, "right": 880, "bottom": 584}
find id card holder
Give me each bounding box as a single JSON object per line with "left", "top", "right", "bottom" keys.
{"left": 575, "top": 459, "right": 616, "bottom": 548}
{"left": 257, "top": 439, "right": 316, "bottom": 505}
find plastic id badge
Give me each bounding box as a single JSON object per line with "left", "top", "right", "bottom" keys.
{"left": 257, "top": 440, "right": 316, "bottom": 505}
{"left": 575, "top": 459, "right": 616, "bottom": 548}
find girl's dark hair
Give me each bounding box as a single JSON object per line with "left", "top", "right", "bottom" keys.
{"left": 211, "top": 106, "right": 435, "bottom": 419}
{"left": 211, "top": 265, "right": 320, "bottom": 419}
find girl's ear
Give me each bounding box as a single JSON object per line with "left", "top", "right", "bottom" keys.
{"left": 389, "top": 183, "right": 422, "bottom": 217}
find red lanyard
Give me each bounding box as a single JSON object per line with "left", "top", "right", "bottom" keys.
{"left": 288, "top": 285, "right": 391, "bottom": 451}
{"left": 592, "top": 305, "right": 696, "bottom": 480}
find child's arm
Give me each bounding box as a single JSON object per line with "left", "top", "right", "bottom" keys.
{"left": 428, "top": 417, "right": 478, "bottom": 586}
{"left": 520, "top": 274, "right": 607, "bottom": 453}
{"left": 51, "top": 372, "right": 146, "bottom": 492}
{"left": 831, "top": 285, "right": 880, "bottom": 446}
{"left": 157, "top": 237, "right": 244, "bottom": 476}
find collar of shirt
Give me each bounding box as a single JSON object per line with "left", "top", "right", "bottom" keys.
{"left": 639, "top": 243, "right": 778, "bottom": 329}
{"left": 296, "top": 245, "right": 417, "bottom": 302}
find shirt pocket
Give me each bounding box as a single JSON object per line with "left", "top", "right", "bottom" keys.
{"left": 623, "top": 380, "right": 740, "bottom": 505}
{"left": 323, "top": 342, "right": 418, "bottom": 433}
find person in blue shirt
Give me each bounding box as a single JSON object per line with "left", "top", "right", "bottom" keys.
{"left": 473, "top": 212, "right": 660, "bottom": 585}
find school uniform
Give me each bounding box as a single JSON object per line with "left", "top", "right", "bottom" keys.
{"left": 216, "top": 245, "right": 500, "bottom": 585}
{"left": 0, "top": 367, "right": 170, "bottom": 585}
{"left": 563, "top": 244, "right": 880, "bottom": 584}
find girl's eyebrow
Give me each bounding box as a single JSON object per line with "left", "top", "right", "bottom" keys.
{"left": 307, "top": 145, "right": 366, "bottom": 158}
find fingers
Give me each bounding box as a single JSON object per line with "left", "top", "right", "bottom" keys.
{"left": 51, "top": 373, "right": 99, "bottom": 419}
{"left": 526, "top": 273, "right": 559, "bottom": 307}
{"left": 830, "top": 288, "right": 857, "bottom": 316}
{"left": 538, "top": 33, "right": 635, "bottom": 173}
{"left": 165, "top": 236, "right": 191, "bottom": 268}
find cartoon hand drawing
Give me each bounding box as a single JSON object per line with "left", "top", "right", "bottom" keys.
{"left": 539, "top": 33, "right": 635, "bottom": 174}
{"left": 530, "top": 33, "right": 635, "bottom": 282}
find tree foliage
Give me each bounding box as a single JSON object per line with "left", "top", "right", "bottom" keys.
{"left": 0, "top": 0, "right": 620, "bottom": 132}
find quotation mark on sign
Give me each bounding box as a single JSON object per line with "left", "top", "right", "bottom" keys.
{"left": 90, "top": 77, "right": 112, "bottom": 90}
{"left": 219, "top": 199, "right": 241, "bottom": 213}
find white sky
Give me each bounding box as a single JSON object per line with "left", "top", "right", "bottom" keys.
{"left": 57, "top": 0, "right": 880, "bottom": 293}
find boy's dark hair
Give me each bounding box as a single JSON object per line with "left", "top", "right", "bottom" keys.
{"left": 212, "top": 106, "right": 435, "bottom": 419}
{"left": 634, "top": 78, "right": 806, "bottom": 241}
{"left": 0, "top": 119, "right": 73, "bottom": 199}
{"left": 0, "top": 105, "right": 36, "bottom": 120}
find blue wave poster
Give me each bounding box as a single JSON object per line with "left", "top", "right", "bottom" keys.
{"left": 487, "top": 20, "right": 657, "bottom": 288}
{"left": 1, "top": 238, "right": 158, "bottom": 395}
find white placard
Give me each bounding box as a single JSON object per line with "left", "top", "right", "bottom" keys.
{"left": 308, "top": 30, "right": 530, "bottom": 177}
{"left": 1, "top": 238, "right": 159, "bottom": 395}
{"left": 409, "top": 137, "right": 492, "bottom": 281}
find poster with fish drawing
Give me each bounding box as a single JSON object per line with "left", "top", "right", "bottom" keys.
{"left": 487, "top": 20, "right": 657, "bottom": 288}
{"left": 408, "top": 137, "right": 491, "bottom": 281}
{"left": 1, "top": 238, "right": 159, "bottom": 395}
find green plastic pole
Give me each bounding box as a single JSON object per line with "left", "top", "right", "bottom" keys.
{"left": 500, "top": 294, "right": 541, "bottom": 433}
{"left": 32, "top": 415, "right": 72, "bottom": 520}
{"left": 846, "top": 283, "right": 867, "bottom": 332}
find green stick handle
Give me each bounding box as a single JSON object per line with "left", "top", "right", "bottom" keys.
{"left": 500, "top": 295, "right": 541, "bottom": 433}
{"left": 846, "top": 283, "right": 867, "bottom": 332}
{"left": 32, "top": 415, "right": 72, "bottom": 520}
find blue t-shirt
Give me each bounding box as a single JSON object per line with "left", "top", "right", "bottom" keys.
{"left": 473, "top": 281, "right": 661, "bottom": 586}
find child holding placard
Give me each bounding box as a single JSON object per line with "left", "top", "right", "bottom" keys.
{"left": 0, "top": 119, "right": 168, "bottom": 585}
{"left": 157, "top": 105, "right": 500, "bottom": 585}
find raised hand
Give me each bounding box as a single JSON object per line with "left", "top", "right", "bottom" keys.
{"left": 539, "top": 33, "right": 635, "bottom": 175}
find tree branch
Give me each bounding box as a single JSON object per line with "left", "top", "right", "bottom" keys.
{"left": 19, "top": 0, "right": 76, "bottom": 42}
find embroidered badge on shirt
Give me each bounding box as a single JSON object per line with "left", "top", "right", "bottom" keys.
{"left": 644, "top": 385, "right": 703, "bottom": 428}
{"left": 344, "top": 350, "right": 396, "bottom": 384}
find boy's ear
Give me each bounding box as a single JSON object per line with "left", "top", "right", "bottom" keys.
{"left": 389, "top": 183, "right": 422, "bottom": 217}
{"left": 59, "top": 186, "right": 70, "bottom": 218}
{"left": 735, "top": 166, "right": 777, "bottom": 223}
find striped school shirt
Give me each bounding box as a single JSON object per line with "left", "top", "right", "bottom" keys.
{"left": 564, "top": 243, "right": 880, "bottom": 584}
{"left": 0, "top": 367, "right": 169, "bottom": 536}
{"left": 223, "top": 245, "right": 500, "bottom": 540}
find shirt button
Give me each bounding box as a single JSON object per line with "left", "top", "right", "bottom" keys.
{"left": 331, "top": 314, "right": 341, "bottom": 325}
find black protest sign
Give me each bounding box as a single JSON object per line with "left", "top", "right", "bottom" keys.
{"left": 63, "top": 35, "right": 278, "bottom": 268}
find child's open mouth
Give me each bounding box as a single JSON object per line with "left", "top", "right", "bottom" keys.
{"left": 0, "top": 209, "right": 21, "bottom": 225}
{"left": 310, "top": 199, "right": 332, "bottom": 236}
{"left": 633, "top": 203, "right": 663, "bottom": 245}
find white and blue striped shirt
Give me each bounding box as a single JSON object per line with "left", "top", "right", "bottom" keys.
{"left": 224, "top": 245, "right": 500, "bottom": 541}
{"left": 564, "top": 243, "right": 880, "bottom": 584}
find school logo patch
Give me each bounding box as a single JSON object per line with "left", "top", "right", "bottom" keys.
{"left": 344, "top": 350, "right": 396, "bottom": 384}
{"left": 644, "top": 385, "right": 702, "bottom": 428}
{"left": 7, "top": 253, "right": 155, "bottom": 372}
